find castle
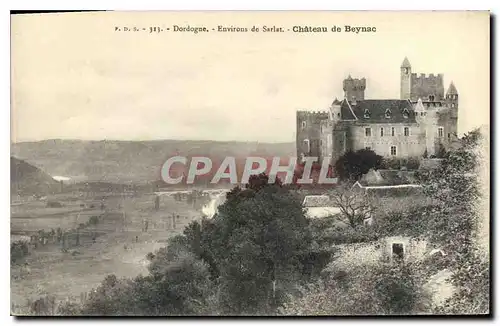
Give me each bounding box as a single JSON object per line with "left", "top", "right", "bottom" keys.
{"left": 296, "top": 57, "right": 459, "bottom": 165}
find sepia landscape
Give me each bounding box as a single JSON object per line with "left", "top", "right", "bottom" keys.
{"left": 10, "top": 12, "right": 490, "bottom": 316}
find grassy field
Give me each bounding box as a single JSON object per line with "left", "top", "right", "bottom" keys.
{"left": 10, "top": 191, "right": 204, "bottom": 313}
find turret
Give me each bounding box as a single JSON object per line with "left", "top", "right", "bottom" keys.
{"left": 400, "top": 57, "right": 411, "bottom": 100}
{"left": 414, "top": 98, "right": 436, "bottom": 157}
{"left": 446, "top": 81, "right": 458, "bottom": 117}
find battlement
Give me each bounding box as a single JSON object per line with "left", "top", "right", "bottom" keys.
{"left": 297, "top": 110, "right": 330, "bottom": 120}
{"left": 411, "top": 73, "right": 444, "bottom": 83}
{"left": 343, "top": 77, "right": 367, "bottom": 91}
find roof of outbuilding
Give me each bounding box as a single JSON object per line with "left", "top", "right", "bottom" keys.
{"left": 358, "top": 169, "right": 419, "bottom": 187}
{"left": 302, "top": 195, "right": 337, "bottom": 207}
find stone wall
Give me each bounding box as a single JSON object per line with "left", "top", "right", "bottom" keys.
{"left": 296, "top": 111, "right": 329, "bottom": 160}
{"left": 349, "top": 122, "right": 427, "bottom": 158}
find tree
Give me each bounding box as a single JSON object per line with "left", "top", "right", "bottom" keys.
{"left": 329, "top": 185, "right": 374, "bottom": 228}
{"left": 334, "top": 149, "right": 383, "bottom": 181}
{"left": 207, "top": 179, "right": 313, "bottom": 314}
{"left": 416, "top": 128, "right": 489, "bottom": 314}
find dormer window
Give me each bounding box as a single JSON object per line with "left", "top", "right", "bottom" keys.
{"left": 402, "top": 108, "right": 409, "bottom": 119}
{"left": 363, "top": 109, "right": 371, "bottom": 119}
{"left": 385, "top": 109, "right": 392, "bottom": 119}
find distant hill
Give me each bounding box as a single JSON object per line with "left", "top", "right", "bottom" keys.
{"left": 11, "top": 157, "right": 61, "bottom": 196}
{"left": 11, "top": 139, "right": 296, "bottom": 184}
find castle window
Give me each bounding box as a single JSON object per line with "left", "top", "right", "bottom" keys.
{"left": 429, "top": 95, "right": 435, "bottom": 101}
{"left": 380, "top": 128, "right": 384, "bottom": 137}
{"left": 404, "top": 127, "right": 410, "bottom": 137}
{"left": 385, "top": 109, "right": 392, "bottom": 119}
{"left": 402, "top": 108, "right": 409, "bottom": 119}
{"left": 365, "top": 146, "right": 371, "bottom": 151}
{"left": 301, "top": 121, "right": 307, "bottom": 129}
{"left": 451, "top": 103, "right": 455, "bottom": 108}
{"left": 303, "top": 139, "right": 310, "bottom": 153}
{"left": 448, "top": 133, "right": 451, "bottom": 139}
{"left": 337, "top": 113, "right": 341, "bottom": 118}
{"left": 391, "top": 127, "right": 395, "bottom": 136}
{"left": 438, "top": 127, "right": 444, "bottom": 138}
{"left": 320, "top": 139, "right": 323, "bottom": 147}
{"left": 390, "top": 145, "right": 397, "bottom": 156}
{"left": 365, "top": 127, "right": 372, "bottom": 137}
{"left": 364, "top": 109, "right": 371, "bottom": 119}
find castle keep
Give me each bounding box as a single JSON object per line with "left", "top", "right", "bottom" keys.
{"left": 296, "top": 57, "right": 459, "bottom": 164}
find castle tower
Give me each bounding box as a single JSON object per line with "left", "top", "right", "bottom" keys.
{"left": 445, "top": 81, "right": 459, "bottom": 140}
{"left": 343, "top": 75, "right": 366, "bottom": 101}
{"left": 415, "top": 98, "right": 437, "bottom": 157}
{"left": 400, "top": 57, "right": 412, "bottom": 100}
{"left": 446, "top": 81, "right": 459, "bottom": 110}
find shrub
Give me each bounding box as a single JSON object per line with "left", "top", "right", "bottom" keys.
{"left": 11, "top": 240, "right": 30, "bottom": 264}
{"left": 46, "top": 201, "right": 63, "bottom": 208}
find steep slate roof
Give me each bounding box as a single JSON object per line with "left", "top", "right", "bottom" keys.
{"left": 446, "top": 82, "right": 458, "bottom": 95}
{"left": 302, "top": 195, "right": 337, "bottom": 207}
{"left": 340, "top": 99, "right": 415, "bottom": 123}
{"left": 358, "top": 169, "right": 418, "bottom": 187}
{"left": 401, "top": 57, "right": 411, "bottom": 68}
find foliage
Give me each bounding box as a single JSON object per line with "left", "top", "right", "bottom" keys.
{"left": 46, "top": 201, "right": 63, "bottom": 208}
{"left": 56, "top": 173, "right": 321, "bottom": 316}
{"left": 334, "top": 149, "right": 383, "bottom": 181}
{"left": 381, "top": 157, "right": 420, "bottom": 170}
{"left": 11, "top": 240, "right": 30, "bottom": 264}
{"left": 415, "top": 129, "right": 489, "bottom": 313}
{"left": 436, "top": 143, "right": 447, "bottom": 158}
{"left": 328, "top": 185, "right": 374, "bottom": 228}
{"left": 279, "top": 262, "right": 424, "bottom": 315}
{"left": 199, "top": 174, "right": 314, "bottom": 314}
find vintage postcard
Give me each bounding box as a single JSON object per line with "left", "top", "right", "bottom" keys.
{"left": 10, "top": 11, "right": 490, "bottom": 316}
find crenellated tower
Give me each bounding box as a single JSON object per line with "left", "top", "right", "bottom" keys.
{"left": 296, "top": 110, "right": 329, "bottom": 162}
{"left": 343, "top": 75, "right": 366, "bottom": 101}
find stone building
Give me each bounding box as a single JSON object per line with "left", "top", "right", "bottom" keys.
{"left": 296, "top": 58, "right": 459, "bottom": 165}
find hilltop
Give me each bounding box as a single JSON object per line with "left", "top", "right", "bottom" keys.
{"left": 11, "top": 157, "right": 60, "bottom": 196}
{"left": 11, "top": 139, "right": 296, "bottom": 184}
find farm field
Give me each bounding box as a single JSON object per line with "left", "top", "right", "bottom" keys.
{"left": 10, "top": 191, "right": 204, "bottom": 313}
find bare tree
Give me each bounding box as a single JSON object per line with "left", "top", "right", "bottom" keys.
{"left": 328, "top": 184, "right": 374, "bottom": 228}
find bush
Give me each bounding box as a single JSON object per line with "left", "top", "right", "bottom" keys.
{"left": 46, "top": 201, "right": 63, "bottom": 208}
{"left": 334, "top": 149, "right": 383, "bottom": 181}
{"left": 381, "top": 157, "right": 420, "bottom": 170}
{"left": 11, "top": 240, "right": 30, "bottom": 264}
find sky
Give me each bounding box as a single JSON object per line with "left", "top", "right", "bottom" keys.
{"left": 11, "top": 11, "right": 490, "bottom": 143}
